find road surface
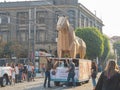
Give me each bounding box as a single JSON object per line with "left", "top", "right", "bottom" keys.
{"left": 0, "top": 73, "right": 101, "bottom": 90}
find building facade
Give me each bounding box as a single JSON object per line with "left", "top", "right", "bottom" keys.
{"left": 0, "top": 0, "right": 104, "bottom": 54}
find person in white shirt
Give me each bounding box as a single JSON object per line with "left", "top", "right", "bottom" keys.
{"left": 15, "top": 64, "right": 19, "bottom": 83}
{"left": 27, "top": 62, "right": 33, "bottom": 82}
{"left": 11, "top": 63, "right": 15, "bottom": 85}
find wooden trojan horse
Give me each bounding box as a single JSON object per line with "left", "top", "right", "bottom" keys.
{"left": 56, "top": 16, "right": 86, "bottom": 59}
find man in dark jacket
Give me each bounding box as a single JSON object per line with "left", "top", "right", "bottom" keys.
{"left": 43, "top": 57, "right": 52, "bottom": 88}
{"left": 66, "top": 58, "right": 76, "bottom": 87}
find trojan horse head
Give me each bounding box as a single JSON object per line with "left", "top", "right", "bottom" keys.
{"left": 56, "top": 16, "right": 69, "bottom": 32}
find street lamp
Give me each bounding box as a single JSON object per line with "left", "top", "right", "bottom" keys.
{"left": 32, "top": 7, "right": 36, "bottom": 65}
{"left": 28, "top": 9, "right": 32, "bottom": 62}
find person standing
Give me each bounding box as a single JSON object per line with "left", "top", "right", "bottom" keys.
{"left": 66, "top": 58, "right": 76, "bottom": 87}
{"left": 95, "top": 60, "right": 120, "bottom": 90}
{"left": 19, "top": 64, "right": 24, "bottom": 82}
{"left": 15, "top": 64, "right": 19, "bottom": 83}
{"left": 6, "top": 63, "right": 12, "bottom": 85}
{"left": 11, "top": 63, "right": 16, "bottom": 85}
{"left": 91, "top": 61, "right": 98, "bottom": 90}
{"left": 27, "top": 62, "right": 33, "bottom": 82}
{"left": 22, "top": 64, "right": 28, "bottom": 81}
{"left": 31, "top": 64, "right": 35, "bottom": 81}
{"left": 43, "top": 57, "right": 52, "bottom": 88}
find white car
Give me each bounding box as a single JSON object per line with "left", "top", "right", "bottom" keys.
{"left": 0, "top": 66, "right": 12, "bottom": 87}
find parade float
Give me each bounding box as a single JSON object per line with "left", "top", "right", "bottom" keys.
{"left": 50, "top": 16, "right": 92, "bottom": 86}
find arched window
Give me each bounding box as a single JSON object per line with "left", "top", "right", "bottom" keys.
{"left": 0, "top": 12, "right": 10, "bottom": 24}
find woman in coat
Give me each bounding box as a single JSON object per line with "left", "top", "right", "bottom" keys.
{"left": 95, "top": 60, "right": 120, "bottom": 90}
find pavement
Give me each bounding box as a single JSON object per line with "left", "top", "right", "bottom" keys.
{"left": 0, "top": 72, "right": 102, "bottom": 90}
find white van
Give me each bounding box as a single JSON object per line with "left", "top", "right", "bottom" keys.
{"left": 0, "top": 66, "right": 12, "bottom": 87}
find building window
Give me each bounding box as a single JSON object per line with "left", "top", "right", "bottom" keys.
{"left": 90, "top": 21, "right": 92, "bottom": 27}
{"left": 37, "top": 17, "right": 45, "bottom": 24}
{"left": 16, "top": 12, "right": 28, "bottom": 24}
{"left": 17, "top": 30, "right": 28, "bottom": 42}
{"left": 66, "top": 0, "right": 77, "bottom": 5}
{"left": 59, "top": 0, "right": 65, "bottom": 5}
{"left": 36, "top": 30, "right": 40, "bottom": 42}
{"left": 21, "top": 31, "right": 26, "bottom": 42}
{"left": 81, "top": 15, "right": 84, "bottom": 28}
{"left": 0, "top": 13, "right": 10, "bottom": 24}
{"left": 68, "top": 10, "right": 75, "bottom": 28}
{"left": 2, "top": 31, "right": 8, "bottom": 42}
{"left": 86, "top": 18, "right": 88, "bottom": 27}
{"left": 36, "top": 11, "right": 46, "bottom": 24}
{"left": 55, "top": 11, "right": 62, "bottom": 23}
{"left": 55, "top": 14, "right": 59, "bottom": 23}
{"left": 36, "top": 30, "right": 46, "bottom": 42}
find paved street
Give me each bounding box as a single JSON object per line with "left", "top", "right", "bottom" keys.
{"left": 24, "top": 78, "right": 94, "bottom": 90}
{"left": 0, "top": 73, "right": 101, "bottom": 90}
{"left": 0, "top": 78, "right": 94, "bottom": 90}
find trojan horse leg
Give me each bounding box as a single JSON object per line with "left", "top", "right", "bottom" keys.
{"left": 69, "top": 42, "right": 76, "bottom": 58}
{"left": 79, "top": 47, "right": 82, "bottom": 59}
{"left": 59, "top": 50, "right": 62, "bottom": 58}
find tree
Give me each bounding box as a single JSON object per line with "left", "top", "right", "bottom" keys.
{"left": 0, "top": 41, "right": 28, "bottom": 58}
{"left": 3, "top": 42, "right": 13, "bottom": 58}
{"left": 10, "top": 42, "right": 28, "bottom": 58}
{"left": 100, "top": 35, "right": 110, "bottom": 61}
{"left": 75, "top": 27, "right": 104, "bottom": 60}
{"left": 0, "top": 42, "right": 6, "bottom": 58}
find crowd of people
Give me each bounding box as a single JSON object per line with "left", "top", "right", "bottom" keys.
{"left": 5, "top": 57, "right": 120, "bottom": 90}
{"left": 6, "top": 62, "right": 35, "bottom": 85}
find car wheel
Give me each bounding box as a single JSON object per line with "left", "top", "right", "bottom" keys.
{"left": 54, "top": 81, "right": 60, "bottom": 86}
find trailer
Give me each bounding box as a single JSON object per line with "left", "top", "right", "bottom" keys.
{"left": 50, "top": 58, "right": 91, "bottom": 86}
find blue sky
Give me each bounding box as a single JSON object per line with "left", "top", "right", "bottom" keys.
{"left": 1, "top": 0, "right": 120, "bottom": 37}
